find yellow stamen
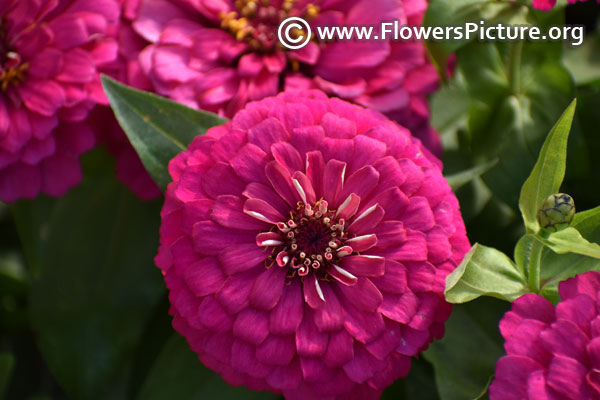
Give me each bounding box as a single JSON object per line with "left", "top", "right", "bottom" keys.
{"left": 306, "top": 3, "right": 319, "bottom": 19}
{"left": 0, "top": 62, "right": 29, "bottom": 91}
{"left": 220, "top": 11, "right": 254, "bottom": 42}
{"left": 241, "top": 1, "right": 257, "bottom": 17}
{"left": 282, "top": 0, "right": 294, "bottom": 13}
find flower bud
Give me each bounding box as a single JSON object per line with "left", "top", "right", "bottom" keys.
{"left": 537, "top": 193, "right": 575, "bottom": 230}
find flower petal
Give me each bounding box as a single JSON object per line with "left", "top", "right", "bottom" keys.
{"left": 338, "top": 278, "right": 383, "bottom": 312}
{"left": 233, "top": 308, "right": 269, "bottom": 345}
{"left": 323, "top": 159, "right": 346, "bottom": 206}
{"left": 250, "top": 265, "right": 287, "bottom": 310}
{"left": 269, "top": 279, "right": 303, "bottom": 335}
{"left": 212, "top": 195, "right": 270, "bottom": 230}
{"left": 303, "top": 273, "right": 326, "bottom": 308}
{"left": 296, "top": 308, "right": 329, "bottom": 357}
{"left": 340, "top": 255, "right": 385, "bottom": 278}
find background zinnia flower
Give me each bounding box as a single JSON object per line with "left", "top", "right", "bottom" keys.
{"left": 532, "top": 0, "right": 597, "bottom": 11}
{"left": 90, "top": 0, "right": 162, "bottom": 200}
{"left": 490, "top": 271, "right": 600, "bottom": 399}
{"left": 102, "top": 0, "right": 441, "bottom": 200}
{"left": 0, "top": 0, "right": 120, "bottom": 202}
{"left": 156, "top": 90, "right": 469, "bottom": 399}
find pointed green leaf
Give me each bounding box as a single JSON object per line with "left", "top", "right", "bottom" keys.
{"left": 538, "top": 227, "right": 600, "bottom": 259}
{"left": 445, "top": 243, "right": 528, "bottom": 303}
{"left": 518, "top": 99, "right": 576, "bottom": 233}
{"left": 12, "top": 149, "right": 165, "bottom": 400}
{"left": 100, "top": 75, "right": 227, "bottom": 191}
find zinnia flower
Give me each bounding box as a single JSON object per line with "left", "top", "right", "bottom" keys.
{"left": 490, "top": 271, "right": 600, "bottom": 399}
{"left": 90, "top": 1, "right": 161, "bottom": 200}
{"left": 0, "top": 0, "right": 120, "bottom": 202}
{"left": 103, "top": 0, "right": 442, "bottom": 200}
{"left": 155, "top": 90, "right": 469, "bottom": 399}
{"left": 532, "top": 0, "right": 597, "bottom": 11}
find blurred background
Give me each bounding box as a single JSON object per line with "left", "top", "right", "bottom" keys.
{"left": 1, "top": 0, "right": 599, "bottom": 399}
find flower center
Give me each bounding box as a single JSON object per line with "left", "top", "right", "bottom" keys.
{"left": 0, "top": 19, "right": 28, "bottom": 91}
{"left": 219, "top": 0, "right": 319, "bottom": 51}
{"left": 0, "top": 52, "right": 28, "bottom": 91}
{"left": 258, "top": 199, "right": 354, "bottom": 278}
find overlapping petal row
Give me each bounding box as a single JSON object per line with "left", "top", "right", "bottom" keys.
{"left": 156, "top": 90, "right": 470, "bottom": 399}
{"left": 103, "top": 0, "right": 441, "bottom": 200}
{"left": 0, "top": 0, "right": 121, "bottom": 202}
{"left": 490, "top": 271, "right": 600, "bottom": 400}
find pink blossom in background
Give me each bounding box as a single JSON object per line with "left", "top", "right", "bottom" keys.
{"left": 490, "top": 271, "right": 600, "bottom": 399}
{"left": 155, "top": 91, "right": 469, "bottom": 399}
{"left": 106, "top": 0, "right": 442, "bottom": 200}
{"left": 532, "top": 0, "right": 597, "bottom": 11}
{"left": 91, "top": 1, "right": 162, "bottom": 200}
{"left": 0, "top": 0, "right": 120, "bottom": 202}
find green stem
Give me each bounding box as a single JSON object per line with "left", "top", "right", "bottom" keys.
{"left": 508, "top": 40, "right": 523, "bottom": 95}
{"left": 528, "top": 237, "right": 543, "bottom": 292}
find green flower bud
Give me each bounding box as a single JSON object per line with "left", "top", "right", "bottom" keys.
{"left": 537, "top": 193, "right": 575, "bottom": 230}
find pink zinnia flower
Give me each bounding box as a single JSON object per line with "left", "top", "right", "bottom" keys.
{"left": 532, "top": 0, "right": 597, "bottom": 11}
{"left": 91, "top": 1, "right": 162, "bottom": 200}
{"left": 490, "top": 271, "right": 600, "bottom": 399}
{"left": 0, "top": 0, "right": 120, "bottom": 202}
{"left": 103, "top": 0, "right": 441, "bottom": 200}
{"left": 155, "top": 90, "right": 469, "bottom": 399}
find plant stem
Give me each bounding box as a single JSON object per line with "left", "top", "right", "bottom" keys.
{"left": 528, "top": 237, "right": 543, "bottom": 292}
{"left": 508, "top": 40, "right": 523, "bottom": 95}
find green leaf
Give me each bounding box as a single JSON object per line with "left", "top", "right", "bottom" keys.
{"left": 136, "top": 335, "right": 278, "bottom": 400}
{"left": 454, "top": 40, "right": 573, "bottom": 207}
{"left": 381, "top": 357, "right": 440, "bottom": 399}
{"left": 518, "top": 99, "right": 576, "bottom": 233}
{"left": 0, "top": 352, "right": 14, "bottom": 399}
{"left": 445, "top": 159, "right": 498, "bottom": 191}
{"left": 514, "top": 234, "right": 534, "bottom": 276}
{"left": 424, "top": 0, "right": 531, "bottom": 78}
{"left": 538, "top": 227, "right": 600, "bottom": 259}
{"left": 100, "top": 75, "right": 227, "bottom": 191}
{"left": 445, "top": 243, "right": 528, "bottom": 303}
{"left": 12, "top": 149, "right": 165, "bottom": 400}
{"left": 431, "top": 76, "right": 471, "bottom": 138}
{"left": 563, "top": 34, "right": 600, "bottom": 85}
{"left": 473, "top": 375, "right": 493, "bottom": 400}
{"left": 424, "top": 297, "right": 508, "bottom": 400}
{"left": 540, "top": 206, "right": 600, "bottom": 302}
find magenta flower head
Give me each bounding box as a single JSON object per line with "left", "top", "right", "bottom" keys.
{"left": 155, "top": 90, "right": 470, "bottom": 398}
{"left": 0, "top": 0, "right": 120, "bottom": 202}
{"left": 532, "top": 0, "right": 597, "bottom": 11}
{"left": 99, "top": 0, "right": 442, "bottom": 200}
{"left": 122, "top": 0, "right": 441, "bottom": 151}
{"left": 490, "top": 271, "right": 600, "bottom": 399}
